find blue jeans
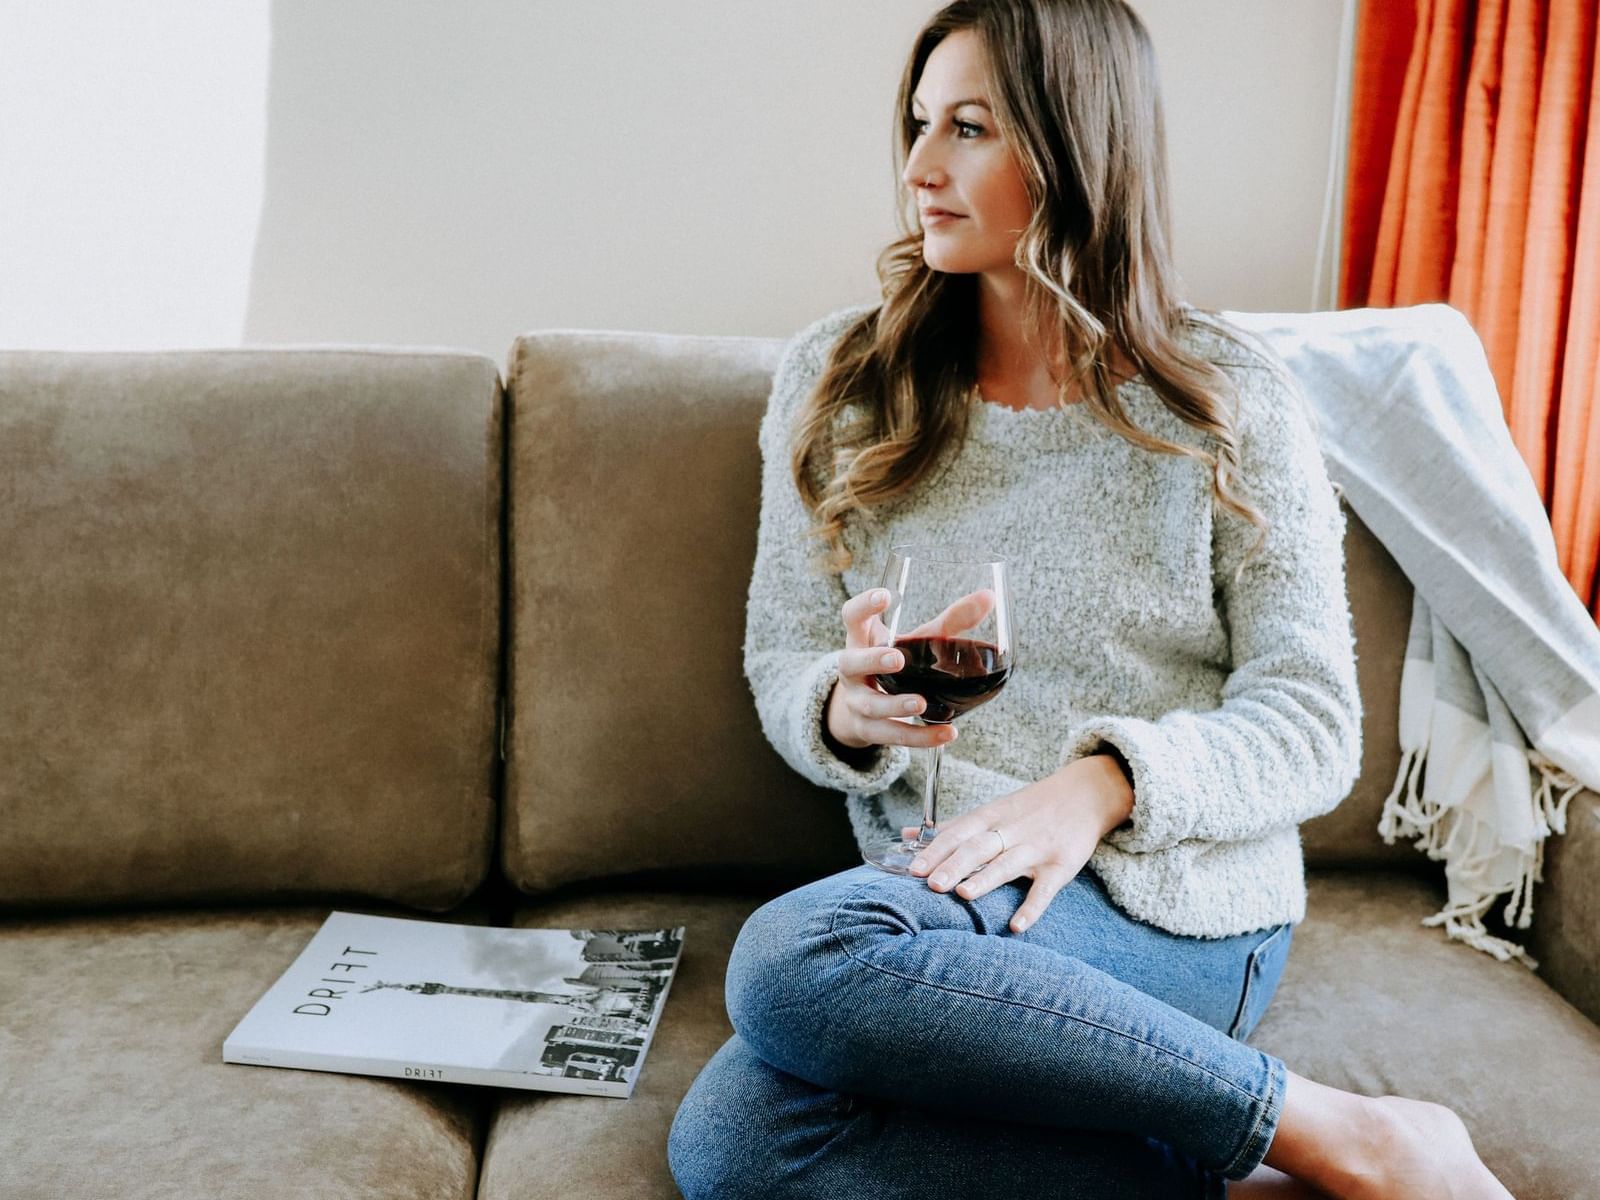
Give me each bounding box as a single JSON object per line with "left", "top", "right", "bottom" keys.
{"left": 668, "top": 861, "right": 1295, "bottom": 1199}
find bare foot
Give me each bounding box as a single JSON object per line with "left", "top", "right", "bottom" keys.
{"left": 1256, "top": 1071, "right": 1514, "bottom": 1200}
{"left": 1230, "top": 1163, "right": 1331, "bottom": 1197}
{"left": 1354, "top": 1096, "right": 1515, "bottom": 1200}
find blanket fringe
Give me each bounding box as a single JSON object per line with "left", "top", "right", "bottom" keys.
{"left": 1377, "top": 745, "right": 1440, "bottom": 846}
{"left": 1504, "top": 751, "right": 1588, "bottom": 932}
{"left": 1373, "top": 743, "right": 1588, "bottom": 971}
{"left": 1419, "top": 903, "right": 1540, "bottom": 968}
{"left": 1528, "top": 749, "right": 1583, "bottom": 840}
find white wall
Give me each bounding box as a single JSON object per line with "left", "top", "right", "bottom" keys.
{"left": 0, "top": 1, "right": 269, "bottom": 351}
{"left": 0, "top": 0, "right": 1351, "bottom": 358}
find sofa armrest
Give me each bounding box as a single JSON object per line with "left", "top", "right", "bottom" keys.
{"left": 1528, "top": 787, "right": 1600, "bottom": 1025}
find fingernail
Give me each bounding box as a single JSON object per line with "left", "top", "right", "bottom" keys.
{"left": 910, "top": 858, "right": 928, "bottom": 874}
{"left": 931, "top": 874, "right": 948, "bottom": 887}
{"left": 873, "top": 589, "right": 888, "bottom": 606}
{"left": 1013, "top": 916, "right": 1029, "bottom": 931}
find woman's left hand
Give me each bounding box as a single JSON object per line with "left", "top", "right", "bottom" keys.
{"left": 898, "top": 758, "right": 1129, "bottom": 934}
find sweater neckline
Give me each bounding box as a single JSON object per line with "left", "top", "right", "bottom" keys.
{"left": 965, "top": 378, "right": 1149, "bottom": 450}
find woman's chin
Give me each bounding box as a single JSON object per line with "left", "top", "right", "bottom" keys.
{"left": 919, "top": 241, "right": 1014, "bottom": 277}
{"left": 920, "top": 249, "right": 976, "bottom": 274}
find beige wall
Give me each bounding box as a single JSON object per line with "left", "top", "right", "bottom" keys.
{"left": 0, "top": 1, "right": 270, "bottom": 351}
{"left": 1152, "top": 0, "right": 1353, "bottom": 316}
{"left": 0, "top": 1, "right": 1352, "bottom": 355}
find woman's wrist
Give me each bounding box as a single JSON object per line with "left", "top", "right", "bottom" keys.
{"left": 1098, "top": 745, "right": 1136, "bottom": 834}
{"left": 821, "top": 683, "right": 879, "bottom": 767}
{"left": 1048, "top": 749, "right": 1135, "bottom": 839}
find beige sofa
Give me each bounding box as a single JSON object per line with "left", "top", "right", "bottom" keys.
{"left": 2, "top": 326, "right": 1598, "bottom": 1199}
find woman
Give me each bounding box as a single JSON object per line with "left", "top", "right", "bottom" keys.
{"left": 668, "top": 2, "right": 1515, "bottom": 1197}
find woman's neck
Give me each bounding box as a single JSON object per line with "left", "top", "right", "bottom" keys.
{"left": 975, "top": 280, "right": 1139, "bottom": 409}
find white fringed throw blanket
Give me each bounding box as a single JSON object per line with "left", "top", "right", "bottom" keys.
{"left": 1224, "top": 305, "right": 1600, "bottom": 968}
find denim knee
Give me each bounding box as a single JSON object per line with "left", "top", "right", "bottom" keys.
{"left": 724, "top": 870, "right": 945, "bottom": 1077}
{"left": 667, "top": 1067, "right": 745, "bottom": 1200}
{"left": 668, "top": 1038, "right": 805, "bottom": 1200}
{"left": 723, "top": 877, "right": 877, "bottom": 1058}
{"left": 722, "top": 890, "right": 815, "bottom": 1056}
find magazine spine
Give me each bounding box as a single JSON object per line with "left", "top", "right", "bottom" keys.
{"left": 221, "top": 1043, "right": 634, "bottom": 1098}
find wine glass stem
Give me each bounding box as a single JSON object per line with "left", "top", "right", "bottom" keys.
{"left": 919, "top": 737, "right": 944, "bottom": 844}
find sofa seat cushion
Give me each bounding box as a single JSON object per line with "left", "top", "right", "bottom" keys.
{"left": 482, "top": 870, "right": 1597, "bottom": 1198}
{"left": 478, "top": 886, "right": 767, "bottom": 1200}
{"left": 1253, "top": 870, "right": 1600, "bottom": 1200}
{"left": 0, "top": 902, "right": 493, "bottom": 1200}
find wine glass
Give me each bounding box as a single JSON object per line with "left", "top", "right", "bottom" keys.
{"left": 860, "top": 543, "right": 1015, "bottom": 874}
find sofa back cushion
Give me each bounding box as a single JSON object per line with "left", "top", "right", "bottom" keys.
{"left": 0, "top": 349, "right": 502, "bottom": 912}
{"left": 500, "top": 331, "right": 862, "bottom": 895}
{"left": 501, "top": 329, "right": 1426, "bottom": 895}
{"left": 1305, "top": 511, "right": 1426, "bottom": 870}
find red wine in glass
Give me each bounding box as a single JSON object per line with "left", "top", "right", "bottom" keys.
{"left": 868, "top": 635, "right": 1012, "bottom": 724}
{"left": 860, "top": 545, "right": 1015, "bottom": 875}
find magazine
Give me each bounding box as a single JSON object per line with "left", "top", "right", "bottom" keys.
{"left": 223, "top": 911, "right": 685, "bottom": 1097}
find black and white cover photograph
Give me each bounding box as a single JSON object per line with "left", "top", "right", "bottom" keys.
{"left": 224, "top": 912, "right": 686, "bottom": 1097}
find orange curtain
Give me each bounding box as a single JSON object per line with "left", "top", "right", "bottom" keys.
{"left": 1342, "top": 0, "right": 1600, "bottom": 620}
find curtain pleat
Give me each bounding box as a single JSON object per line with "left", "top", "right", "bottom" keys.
{"left": 1510, "top": 1, "right": 1595, "bottom": 502}
{"left": 1368, "top": 0, "right": 1475, "bottom": 305}
{"left": 1549, "top": 15, "right": 1600, "bottom": 609}
{"left": 1344, "top": 0, "right": 1600, "bottom": 619}
{"left": 1341, "top": 1, "right": 1418, "bottom": 308}
{"left": 1466, "top": 0, "right": 1546, "bottom": 407}
{"left": 1449, "top": 0, "right": 1508, "bottom": 317}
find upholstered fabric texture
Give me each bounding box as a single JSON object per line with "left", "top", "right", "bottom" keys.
{"left": 1528, "top": 786, "right": 1600, "bottom": 1025}
{"left": 0, "top": 898, "right": 496, "bottom": 1199}
{"left": 500, "top": 330, "right": 860, "bottom": 894}
{"left": 1253, "top": 871, "right": 1600, "bottom": 1200}
{"left": 0, "top": 349, "right": 503, "bottom": 913}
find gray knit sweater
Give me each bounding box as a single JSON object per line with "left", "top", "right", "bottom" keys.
{"left": 744, "top": 303, "right": 1363, "bottom": 939}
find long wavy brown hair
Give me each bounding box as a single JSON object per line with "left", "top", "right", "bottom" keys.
{"left": 792, "top": 0, "right": 1290, "bottom": 586}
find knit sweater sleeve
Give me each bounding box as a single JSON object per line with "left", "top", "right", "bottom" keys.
{"left": 1058, "top": 357, "right": 1363, "bottom": 852}
{"left": 742, "top": 306, "right": 914, "bottom": 795}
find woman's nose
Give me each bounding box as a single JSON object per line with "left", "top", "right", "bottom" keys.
{"left": 903, "top": 137, "right": 944, "bottom": 191}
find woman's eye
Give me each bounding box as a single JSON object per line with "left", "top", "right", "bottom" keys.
{"left": 908, "top": 119, "right": 983, "bottom": 138}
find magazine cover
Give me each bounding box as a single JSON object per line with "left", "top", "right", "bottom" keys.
{"left": 223, "top": 911, "right": 685, "bottom": 1097}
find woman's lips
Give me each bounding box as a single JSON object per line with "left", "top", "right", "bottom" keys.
{"left": 921, "top": 211, "right": 965, "bottom": 227}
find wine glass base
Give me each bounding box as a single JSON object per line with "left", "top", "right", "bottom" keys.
{"left": 861, "top": 834, "right": 932, "bottom": 875}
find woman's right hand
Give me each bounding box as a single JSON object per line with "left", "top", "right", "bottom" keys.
{"left": 824, "top": 588, "right": 960, "bottom": 754}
